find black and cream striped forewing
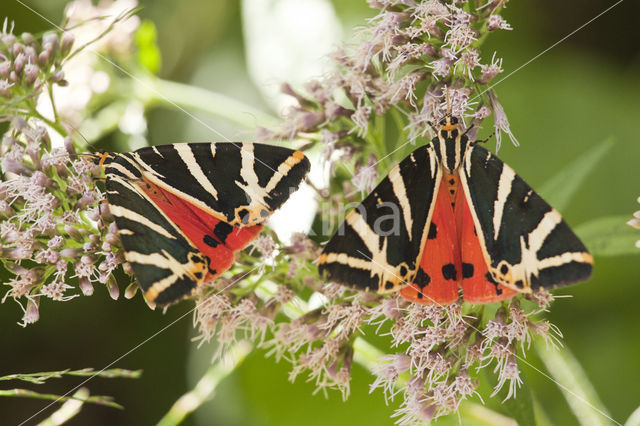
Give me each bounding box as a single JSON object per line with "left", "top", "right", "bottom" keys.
{"left": 459, "top": 144, "right": 593, "bottom": 292}
{"left": 318, "top": 145, "right": 441, "bottom": 293}
{"left": 102, "top": 142, "right": 310, "bottom": 306}
{"left": 127, "top": 143, "right": 310, "bottom": 226}
{"left": 104, "top": 168, "right": 207, "bottom": 306}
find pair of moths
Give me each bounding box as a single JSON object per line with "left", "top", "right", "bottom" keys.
{"left": 100, "top": 117, "right": 592, "bottom": 307}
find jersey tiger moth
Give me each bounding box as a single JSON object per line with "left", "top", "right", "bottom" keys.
{"left": 96, "top": 142, "right": 310, "bottom": 306}
{"left": 318, "top": 115, "right": 593, "bottom": 305}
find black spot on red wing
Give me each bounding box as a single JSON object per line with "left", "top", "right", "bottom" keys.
{"left": 449, "top": 189, "right": 455, "bottom": 194}
{"left": 213, "top": 221, "right": 233, "bottom": 243}
{"left": 428, "top": 222, "right": 438, "bottom": 239}
{"left": 416, "top": 290, "right": 424, "bottom": 299}
{"left": 473, "top": 227, "right": 477, "bottom": 236}
{"left": 203, "top": 235, "right": 219, "bottom": 248}
{"left": 462, "top": 263, "right": 474, "bottom": 278}
{"left": 500, "top": 264, "right": 509, "bottom": 274}
{"left": 385, "top": 281, "right": 395, "bottom": 290}
{"left": 238, "top": 209, "right": 250, "bottom": 225}
{"left": 485, "top": 272, "right": 500, "bottom": 294}
{"left": 194, "top": 271, "right": 203, "bottom": 279}
{"left": 449, "top": 178, "right": 455, "bottom": 185}
{"left": 415, "top": 268, "right": 431, "bottom": 288}
{"left": 442, "top": 264, "right": 457, "bottom": 281}
{"left": 514, "top": 280, "right": 523, "bottom": 289}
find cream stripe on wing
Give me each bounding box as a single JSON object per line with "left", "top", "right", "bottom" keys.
{"left": 105, "top": 161, "right": 141, "bottom": 180}
{"left": 388, "top": 165, "right": 413, "bottom": 241}
{"left": 538, "top": 251, "right": 594, "bottom": 269}
{"left": 174, "top": 144, "right": 219, "bottom": 200}
{"left": 492, "top": 164, "right": 515, "bottom": 240}
{"left": 109, "top": 204, "right": 177, "bottom": 239}
{"left": 265, "top": 151, "right": 305, "bottom": 193}
{"left": 318, "top": 252, "right": 373, "bottom": 270}
{"left": 528, "top": 208, "right": 562, "bottom": 252}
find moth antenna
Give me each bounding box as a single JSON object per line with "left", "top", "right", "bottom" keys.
{"left": 445, "top": 85, "right": 451, "bottom": 117}
{"left": 474, "top": 130, "right": 495, "bottom": 145}
{"left": 462, "top": 124, "right": 475, "bottom": 137}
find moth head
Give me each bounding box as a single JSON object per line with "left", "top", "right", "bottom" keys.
{"left": 87, "top": 150, "right": 115, "bottom": 167}
{"left": 438, "top": 115, "right": 459, "bottom": 132}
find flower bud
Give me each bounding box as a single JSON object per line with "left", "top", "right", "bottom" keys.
{"left": 23, "top": 62, "right": 39, "bottom": 85}
{"left": 64, "top": 224, "right": 83, "bottom": 242}
{"left": 64, "top": 136, "right": 76, "bottom": 156}
{"left": 79, "top": 277, "right": 94, "bottom": 296}
{"left": 12, "top": 42, "right": 24, "bottom": 57}
{"left": 24, "top": 46, "right": 37, "bottom": 63}
{"left": 21, "top": 298, "right": 40, "bottom": 326}
{"left": 38, "top": 50, "right": 51, "bottom": 67}
{"left": 107, "top": 276, "right": 120, "bottom": 300}
{"left": 124, "top": 282, "right": 138, "bottom": 299}
{"left": 21, "top": 32, "right": 36, "bottom": 46}
{"left": 51, "top": 70, "right": 64, "bottom": 83}
{"left": 0, "top": 60, "right": 11, "bottom": 78}
{"left": 0, "top": 78, "right": 13, "bottom": 97}
{"left": 13, "top": 52, "right": 25, "bottom": 74}
{"left": 2, "top": 33, "right": 17, "bottom": 47}
{"left": 60, "top": 33, "right": 75, "bottom": 56}
{"left": 60, "top": 247, "right": 82, "bottom": 258}
{"left": 42, "top": 32, "right": 59, "bottom": 52}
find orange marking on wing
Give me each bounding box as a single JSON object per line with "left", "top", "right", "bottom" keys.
{"left": 139, "top": 180, "right": 262, "bottom": 282}
{"left": 457, "top": 184, "right": 517, "bottom": 304}
{"left": 400, "top": 177, "right": 459, "bottom": 305}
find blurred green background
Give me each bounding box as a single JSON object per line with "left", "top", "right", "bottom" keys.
{"left": 2, "top": 0, "right": 639, "bottom": 424}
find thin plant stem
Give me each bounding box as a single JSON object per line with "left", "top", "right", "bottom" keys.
{"left": 156, "top": 341, "right": 252, "bottom": 426}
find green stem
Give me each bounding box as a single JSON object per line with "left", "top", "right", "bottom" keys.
{"left": 156, "top": 341, "right": 252, "bottom": 426}
{"left": 37, "top": 388, "right": 88, "bottom": 426}
{"left": 534, "top": 338, "right": 615, "bottom": 426}
{"left": 0, "top": 388, "right": 121, "bottom": 409}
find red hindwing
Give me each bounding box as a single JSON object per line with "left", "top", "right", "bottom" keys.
{"left": 457, "top": 184, "right": 516, "bottom": 303}
{"left": 400, "top": 177, "right": 459, "bottom": 304}
{"left": 400, "top": 172, "right": 516, "bottom": 305}
{"left": 140, "top": 179, "right": 262, "bottom": 281}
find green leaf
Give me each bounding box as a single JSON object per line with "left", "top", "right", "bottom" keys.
{"left": 625, "top": 405, "right": 640, "bottom": 426}
{"left": 135, "top": 20, "right": 162, "bottom": 74}
{"left": 539, "top": 137, "right": 614, "bottom": 212}
{"left": 535, "top": 338, "right": 615, "bottom": 426}
{"left": 459, "top": 402, "right": 518, "bottom": 426}
{"left": 574, "top": 215, "right": 639, "bottom": 257}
